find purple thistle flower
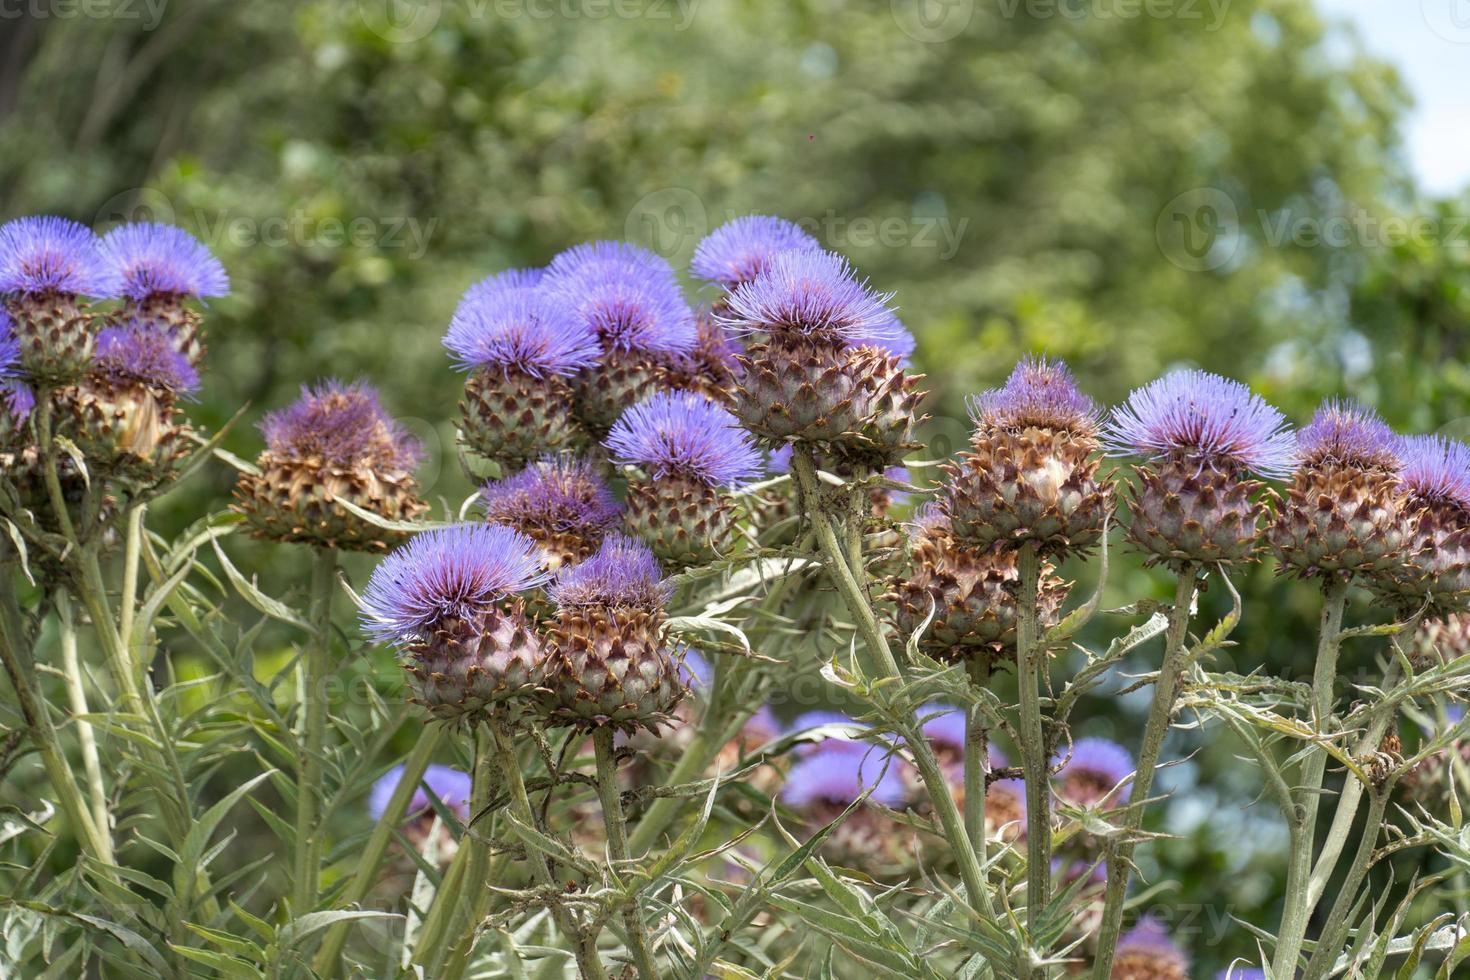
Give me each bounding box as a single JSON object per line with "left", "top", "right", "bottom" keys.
{"left": 690, "top": 215, "right": 820, "bottom": 289}
{"left": 0, "top": 321, "right": 30, "bottom": 422}
{"left": 1106, "top": 369, "right": 1295, "bottom": 477}
{"left": 848, "top": 314, "right": 917, "bottom": 364}
{"left": 261, "top": 380, "right": 422, "bottom": 471}
{"left": 0, "top": 316, "right": 18, "bottom": 380}
{"left": 368, "top": 763, "right": 473, "bottom": 821}
{"left": 605, "top": 391, "right": 762, "bottom": 487}
{"left": 0, "top": 215, "right": 118, "bottom": 297}
{"left": 970, "top": 357, "right": 1097, "bottom": 433}
{"left": 480, "top": 456, "right": 620, "bottom": 539}
{"left": 99, "top": 222, "right": 229, "bottom": 300}
{"left": 1052, "top": 736, "right": 1134, "bottom": 805}
{"left": 779, "top": 737, "right": 909, "bottom": 810}
{"left": 93, "top": 323, "right": 200, "bottom": 395}
{"left": 1115, "top": 918, "right": 1189, "bottom": 974}
{"left": 766, "top": 444, "right": 794, "bottom": 475}
{"left": 721, "top": 249, "right": 896, "bottom": 341}
{"left": 919, "top": 704, "right": 1007, "bottom": 768}
{"left": 544, "top": 241, "right": 695, "bottom": 355}
{"left": 547, "top": 532, "right": 671, "bottom": 612}
{"left": 444, "top": 275, "right": 599, "bottom": 376}
{"left": 458, "top": 267, "right": 544, "bottom": 306}
{"left": 678, "top": 647, "right": 714, "bottom": 689}
{"left": 2, "top": 381, "right": 34, "bottom": 424}
{"left": 545, "top": 241, "right": 679, "bottom": 287}
{"left": 1217, "top": 969, "right": 1267, "bottom": 980}
{"left": 1296, "top": 400, "right": 1399, "bottom": 470}
{"left": 360, "top": 523, "right": 549, "bottom": 642}
{"left": 1398, "top": 435, "right": 1470, "bottom": 509}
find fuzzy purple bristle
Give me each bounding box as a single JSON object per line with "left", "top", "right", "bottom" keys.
{"left": 480, "top": 456, "right": 621, "bottom": 538}
{"left": 260, "top": 379, "right": 422, "bottom": 471}
{"left": 93, "top": 323, "right": 200, "bottom": 395}
{"left": 690, "top": 215, "right": 820, "bottom": 289}
{"left": 543, "top": 241, "right": 695, "bottom": 356}
{"left": 99, "top": 222, "right": 229, "bottom": 300}
{"left": 1397, "top": 435, "right": 1470, "bottom": 509}
{"left": 0, "top": 215, "right": 118, "bottom": 297}
{"left": 721, "top": 249, "right": 896, "bottom": 341}
{"left": 368, "top": 763, "right": 473, "bottom": 821}
{"left": 444, "top": 268, "right": 600, "bottom": 376}
{"left": 1051, "top": 736, "right": 1134, "bottom": 804}
{"left": 970, "top": 357, "right": 1097, "bottom": 432}
{"left": 779, "top": 738, "right": 909, "bottom": 810}
{"left": 547, "top": 532, "right": 671, "bottom": 612}
{"left": 605, "top": 390, "right": 763, "bottom": 487}
{"left": 1295, "top": 400, "right": 1399, "bottom": 470}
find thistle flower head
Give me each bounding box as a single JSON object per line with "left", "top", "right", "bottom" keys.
{"left": 1113, "top": 918, "right": 1189, "bottom": 977}
{"left": 605, "top": 390, "right": 762, "bottom": 487}
{"left": 368, "top": 764, "right": 473, "bottom": 821}
{"left": 969, "top": 357, "right": 1097, "bottom": 434}
{"left": 99, "top": 222, "right": 229, "bottom": 300}
{"left": 480, "top": 456, "right": 620, "bottom": 543}
{"left": 1106, "top": 369, "right": 1294, "bottom": 477}
{"left": 849, "top": 315, "right": 917, "bottom": 363}
{"left": 444, "top": 270, "right": 599, "bottom": 376}
{"left": 2, "top": 381, "right": 34, "bottom": 423}
{"left": 690, "top": 215, "right": 820, "bottom": 288}
{"left": 1296, "top": 400, "right": 1399, "bottom": 470}
{"left": 1052, "top": 736, "right": 1134, "bottom": 805}
{"left": 1398, "top": 435, "right": 1470, "bottom": 509}
{"left": 919, "top": 703, "right": 1007, "bottom": 768}
{"left": 544, "top": 241, "right": 695, "bottom": 355}
{"left": 0, "top": 215, "right": 117, "bottom": 297}
{"left": 722, "top": 249, "right": 896, "bottom": 341}
{"left": 93, "top": 322, "right": 200, "bottom": 395}
{"left": 779, "top": 738, "right": 908, "bottom": 810}
{"left": 360, "top": 523, "right": 548, "bottom": 642}
{"left": 547, "top": 532, "right": 671, "bottom": 612}
{"left": 261, "top": 380, "right": 422, "bottom": 471}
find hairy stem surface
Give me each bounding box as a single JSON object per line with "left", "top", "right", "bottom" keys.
{"left": 1015, "top": 542, "right": 1050, "bottom": 936}
{"left": 292, "top": 546, "right": 337, "bottom": 912}
{"left": 594, "top": 727, "right": 661, "bottom": 979}
{"left": 964, "top": 657, "right": 992, "bottom": 869}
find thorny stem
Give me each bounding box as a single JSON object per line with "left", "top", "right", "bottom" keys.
{"left": 314, "top": 722, "right": 444, "bottom": 977}
{"left": 1302, "top": 789, "right": 1391, "bottom": 980}
{"left": 1273, "top": 578, "right": 1349, "bottom": 977}
{"left": 56, "top": 591, "right": 112, "bottom": 862}
{"left": 1015, "top": 541, "right": 1051, "bottom": 941}
{"left": 488, "top": 720, "right": 609, "bottom": 980}
{"left": 1091, "top": 566, "right": 1197, "bottom": 980}
{"left": 292, "top": 546, "right": 337, "bottom": 912}
{"left": 789, "top": 453, "right": 995, "bottom": 922}
{"left": 593, "top": 727, "right": 661, "bottom": 980}
{"left": 964, "top": 657, "right": 991, "bottom": 870}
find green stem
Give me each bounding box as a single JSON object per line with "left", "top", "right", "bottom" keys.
{"left": 1015, "top": 542, "right": 1050, "bottom": 937}
{"left": 314, "top": 723, "right": 444, "bottom": 977}
{"left": 1301, "top": 790, "right": 1390, "bottom": 980}
{"left": 1091, "top": 567, "right": 1197, "bottom": 980}
{"left": 410, "top": 819, "right": 472, "bottom": 972}
{"left": 56, "top": 591, "right": 113, "bottom": 863}
{"left": 1273, "top": 579, "right": 1349, "bottom": 977}
{"left": 119, "top": 503, "right": 144, "bottom": 663}
{"left": 488, "top": 720, "right": 608, "bottom": 980}
{"left": 439, "top": 727, "right": 500, "bottom": 980}
{"left": 789, "top": 453, "right": 994, "bottom": 921}
{"left": 593, "top": 727, "right": 661, "bottom": 980}
{"left": 293, "top": 547, "right": 338, "bottom": 912}
{"left": 964, "top": 658, "right": 992, "bottom": 866}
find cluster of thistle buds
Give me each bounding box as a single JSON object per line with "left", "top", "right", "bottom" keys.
{"left": 0, "top": 215, "right": 228, "bottom": 561}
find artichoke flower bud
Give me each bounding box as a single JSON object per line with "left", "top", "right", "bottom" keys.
{"left": 538, "top": 534, "right": 684, "bottom": 734}
{"left": 1373, "top": 435, "right": 1470, "bottom": 613}
{"left": 479, "top": 455, "right": 621, "bottom": 571}
{"left": 1268, "top": 401, "right": 1408, "bottom": 580}
{"left": 99, "top": 222, "right": 230, "bottom": 366}
{"left": 0, "top": 216, "right": 119, "bottom": 383}
{"left": 941, "top": 357, "right": 1112, "bottom": 557}
{"left": 361, "top": 524, "right": 551, "bottom": 723}
{"left": 1106, "top": 369, "right": 1294, "bottom": 570}
{"left": 606, "top": 391, "right": 762, "bottom": 567}
{"left": 234, "top": 380, "right": 427, "bottom": 551}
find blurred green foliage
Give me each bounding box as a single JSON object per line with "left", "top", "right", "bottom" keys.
{"left": 3, "top": 0, "right": 1468, "bottom": 971}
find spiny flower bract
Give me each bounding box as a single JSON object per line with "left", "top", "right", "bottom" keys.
{"left": 0, "top": 215, "right": 118, "bottom": 297}
{"left": 1295, "top": 400, "right": 1399, "bottom": 470}
{"left": 1106, "top": 368, "right": 1295, "bottom": 477}
{"left": 261, "top": 379, "right": 422, "bottom": 471}
{"left": 479, "top": 456, "right": 620, "bottom": 539}
{"left": 605, "top": 390, "right": 762, "bottom": 487}
{"left": 1398, "top": 434, "right": 1470, "bottom": 508}
{"left": 93, "top": 323, "right": 200, "bottom": 395}
{"left": 444, "top": 277, "right": 599, "bottom": 376}
{"left": 368, "top": 763, "right": 472, "bottom": 821}
{"left": 360, "top": 523, "right": 548, "bottom": 642}
{"left": 722, "top": 249, "right": 896, "bottom": 341}
{"left": 546, "top": 532, "right": 670, "bottom": 612}
{"left": 690, "top": 215, "right": 819, "bottom": 288}
{"left": 969, "top": 356, "right": 1097, "bottom": 433}
{"left": 99, "top": 222, "right": 230, "bottom": 300}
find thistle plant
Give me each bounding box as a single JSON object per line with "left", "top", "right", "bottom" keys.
{"left": 7, "top": 210, "right": 1470, "bottom": 980}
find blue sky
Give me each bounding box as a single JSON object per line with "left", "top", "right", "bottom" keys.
{"left": 1317, "top": 0, "right": 1470, "bottom": 197}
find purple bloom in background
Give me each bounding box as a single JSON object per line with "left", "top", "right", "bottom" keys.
{"left": 444, "top": 272, "right": 599, "bottom": 376}
{"left": 1398, "top": 435, "right": 1470, "bottom": 508}
{"left": 780, "top": 737, "right": 908, "bottom": 810}
{"left": 605, "top": 391, "right": 762, "bottom": 487}
{"left": 99, "top": 222, "right": 229, "bottom": 300}
{"left": 1052, "top": 736, "right": 1134, "bottom": 806}
{"left": 970, "top": 357, "right": 1097, "bottom": 432}
{"left": 261, "top": 380, "right": 422, "bottom": 470}
{"left": 1106, "top": 369, "right": 1295, "bottom": 477}
{"left": 0, "top": 319, "right": 28, "bottom": 422}
{"left": 849, "top": 314, "right": 917, "bottom": 363}
{"left": 0, "top": 317, "right": 19, "bottom": 380}
{"left": 0, "top": 215, "right": 118, "bottom": 297}
{"left": 766, "top": 444, "right": 794, "bottom": 475}
{"left": 678, "top": 647, "right": 714, "bottom": 689}
{"left": 690, "top": 215, "right": 820, "bottom": 289}
{"left": 360, "top": 523, "right": 548, "bottom": 642}
{"left": 544, "top": 241, "right": 695, "bottom": 355}
{"left": 1217, "top": 969, "right": 1267, "bottom": 980}
{"left": 368, "top": 763, "right": 473, "bottom": 822}
{"left": 480, "top": 456, "right": 620, "bottom": 539}
{"left": 1296, "top": 400, "right": 1398, "bottom": 470}
{"left": 93, "top": 323, "right": 200, "bottom": 395}
{"left": 1113, "top": 918, "right": 1190, "bottom": 976}
{"left": 547, "top": 532, "right": 670, "bottom": 612}
{"left": 722, "top": 249, "right": 895, "bottom": 341}
{"left": 919, "top": 703, "right": 1007, "bottom": 771}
